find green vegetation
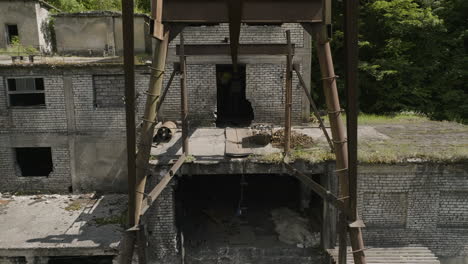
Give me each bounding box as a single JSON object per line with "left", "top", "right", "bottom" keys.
{"left": 312, "top": 0, "right": 467, "bottom": 124}
{"left": 318, "top": 112, "right": 429, "bottom": 125}
{"left": 0, "top": 37, "right": 38, "bottom": 56}
{"left": 65, "top": 201, "right": 83, "bottom": 211}
{"left": 46, "top": 0, "right": 150, "bottom": 13}
{"left": 93, "top": 210, "right": 127, "bottom": 226}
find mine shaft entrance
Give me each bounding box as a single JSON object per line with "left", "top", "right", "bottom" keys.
{"left": 215, "top": 65, "right": 254, "bottom": 127}
{"left": 175, "top": 174, "right": 323, "bottom": 262}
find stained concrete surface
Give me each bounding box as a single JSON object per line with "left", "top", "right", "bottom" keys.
{"left": 0, "top": 193, "right": 125, "bottom": 257}
{"left": 150, "top": 126, "right": 388, "bottom": 164}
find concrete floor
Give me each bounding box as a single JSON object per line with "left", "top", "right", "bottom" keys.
{"left": 149, "top": 126, "right": 388, "bottom": 164}
{"left": 0, "top": 193, "right": 125, "bottom": 257}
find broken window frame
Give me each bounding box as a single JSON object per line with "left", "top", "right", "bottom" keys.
{"left": 6, "top": 77, "right": 46, "bottom": 108}
{"left": 14, "top": 147, "right": 54, "bottom": 177}
{"left": 5, "top": 24, "right": 19, "bottom": 45}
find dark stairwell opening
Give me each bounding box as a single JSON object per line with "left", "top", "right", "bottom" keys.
{"left": 215, "top": 64, "right": 254, "bottom": 127}
{"left": 175, "top": 174, "right": 323, "bottom": 263}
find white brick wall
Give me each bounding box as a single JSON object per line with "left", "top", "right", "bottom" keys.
{"left": 170, "top": 23, "right": 304, "bottom": 47}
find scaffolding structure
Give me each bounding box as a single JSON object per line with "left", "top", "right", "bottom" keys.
{"left": 120, "top": 0, "right": 365, "bottom": 264}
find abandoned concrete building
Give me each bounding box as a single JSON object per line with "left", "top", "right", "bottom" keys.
{"left": 0, "top": 0, "right": 55, "bottom": 53}
{"left": 1, "top": 2, "right": 468, "bottom": 264}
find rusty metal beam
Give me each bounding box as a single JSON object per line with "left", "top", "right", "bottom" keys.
{"left": 162, "top": 0, "right": 323, "bottom": 23}
{"left": 120, "top": 0, "right": 137, "bottom": 263}
{"left": 227, "top": 0, "right": 242, "bottom": 72}
{"left": 140, "top": 153, "right": 186, "bottom": 215}
{"left": 293, "top": 64, "right": 334, "bottom": 152}
{"left": 284, "top": 163, "right": 345, "bottom": 211}
{"left": 156, "top": 68, "right": 177, "bottom": 113}
{"left": 180, "top": 33, "right": 189, "bottom": 154}
{"left": 151, "top": 0, "right": 164, "bottom": 39}
{"left": 345, "top": 0, "right": 367, "bottom": 263}
{"left": 175, "top": 44, "right": 295, "bottom": 56}
{"left": 284, "top": 30, "right": 293, "bottom": 154}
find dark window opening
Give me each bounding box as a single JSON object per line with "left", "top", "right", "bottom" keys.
{"left": 9, "top": 93, "right": 45, "bottom": 106}
{"left": 48, "top": 256, "right": 113, "bottom": 264}
{"left": 6, "top": 24, "right": 19, "bottom": 45}
{"left": 7, "top": 78, "right": 46, "bottom": 107}
{"left": 216, "top": 64, "right": 254, "bottom": 127}
{"left": 176, "top": 174, "right": 323, "bottom": 260}
{"left": 15, "top": 147, "right": 53, "bottom": 177}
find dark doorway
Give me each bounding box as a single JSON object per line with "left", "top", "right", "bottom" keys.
{"left": 216, "top": 65, "right": 254, "bottom": 127}
{"left": 15, "top": 147, "right": 53, "bottom": 177}
{"left": 6, "top": 24, "right": 19, "bottom": 45}
{"left": 176, "top": 174, "right": 323, "bottom": 263}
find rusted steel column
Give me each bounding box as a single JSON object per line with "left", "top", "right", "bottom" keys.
{"left": 345, "top": 0, "right": 367, "bottom": 263}
{"left": 284, "top": 30, "right": 293, "bottom": 154}
{"left": 180, "top": 33, "right": 189, "bottom": 154}
{"left": 135, "top": 30, "right": 170, "bottom": 222}
{"left": 120, "top": 0, "right": 136, "bottom": 263}
{"left": 293, "top": 64, "right": 334, "bottom": 152}
{"left": 313, "top": 29, "right": 349, "bottom": 264}
{"left": 227, "top": 0, "right": 243, "bottom": 72}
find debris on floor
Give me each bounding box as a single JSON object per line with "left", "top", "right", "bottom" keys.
{"left": 271, "top": 207, "right": 320, "bottom": 248}
{"left": 270, "top": 129, "right": 315, "bottom": 149}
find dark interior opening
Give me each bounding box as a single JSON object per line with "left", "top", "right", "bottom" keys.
{"left": 15, "top": 147, "right": 53, "bottom": 177}
{"left": 176, "top": 174, "right": 322, "bottom": 258}
{"left": 48, "top": 256, "right": 113, "bottom": 264}
{"left": 8, "top": 78, "right": 46, "bottom": 107}
{"left": 216, "top": 65, "right": 254, "bottom": 127}
{"left": 6, "top": 24, "right": 19, "bottom": 44}
{"left": 9, "top": 93, "right": 45, "bottom": 107}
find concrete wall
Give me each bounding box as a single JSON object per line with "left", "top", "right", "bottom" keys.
{"left": 0, "top": 0, "right": 50, "bottom": 51}
{"left": 53, "top": 13, "right": 149, "bottom": 56}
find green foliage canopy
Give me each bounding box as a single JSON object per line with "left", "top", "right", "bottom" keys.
{"left": 318, "top": 0, "right": 467, "bottom": 123}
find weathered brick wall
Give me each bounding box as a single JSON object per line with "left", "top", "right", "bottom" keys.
{"left": 159, "top": 64, "right": 217, "bottom": 126}
{"left": 170, "top": 23, "right": 304, "bottom": 47}
{"left": 246, "top": 64, "right": 302, "bottom": 124}
{"left": 72, "top": 70, "right": 149, "bottom": 132}
{"left": 357, "top": 163, "right": 468, "bottom": 258}
{"left": 93, "top": 74, "right": 125, "bottom": 108}
{"left": 0, "top": 75, "right": 67, "bottom": 133}
{"left": 145, "top": 170, "right": 178, "bottom": 263}
{"left": 0, "top": 145, "right": 71, "bottom": 192}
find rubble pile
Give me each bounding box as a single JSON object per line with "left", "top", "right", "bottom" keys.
{"left": 271, "top": 207, "right": 320, "bottom": 248}
{"left": 271, "top": 129, "right": 315, "bottom": 148}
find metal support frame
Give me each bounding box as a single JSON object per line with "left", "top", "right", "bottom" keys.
{"left": 120, "top": 0, "right": 137, "bottom": 263}
{"left": 119, "top": 1, "right": 367, "bottom": 262}
{"left": 284, "top": 30, "right": 293, "bottom": 154}
{"left": 284, "top": 163, "right": 345, "bottom": 211}
{"left": 345, "top": 0, "right": 367, "bottom": 263}
{"left": 175, "top": 44, "right": 295, "bottom": 56}
{"left": 157, "top": 68, "right": 177, "bottom": 113}
{"left": 227, "top": 0, "right": 243, "bottom": 72}
{"left": 140, "top": 153, "right": 187, "bottom": 215}
{"left": 180, "top": 33, "right": 189, "bottom": 154}
{"left": 293, "top": 64, "right": 334, "bottom": 152}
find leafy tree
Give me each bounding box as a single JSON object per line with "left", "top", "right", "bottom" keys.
{"left": 315, "top": 0, "right": 467, "bottom": 123}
